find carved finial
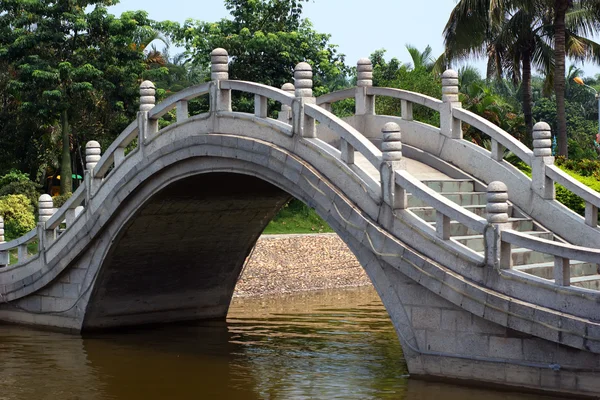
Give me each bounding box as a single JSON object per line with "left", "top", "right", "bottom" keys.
{"left": 38, "top": 194, "right": 54, "bottom": 224}
{"left": 0, "top": 216, "right": 4, "bottom": 243}
{"left": 441, "top": 69, "right": 459, "bottom": 103}
{"left": 86, "top": 141, "right": 101, "bottom": 171}
{"left": 357, "top": 58, "right": 373, "bottom": 87}
{"left": 294, "top": 62, "right": 313, "bottom": 98}
{"left": 139, "top": 80, "right": 156, "bottom": 112}
{"left": 486, "top": 181, "right": 509, "bottom": 224}
{"left": 281, "top": 83, "right": 295, "bottom": 113}
{"left": 382, "top": 122, "right": 403, "bottom": 162}
{"left": 211, "top": 48, "right": 229, "bottom": 81}
{"left": 533, "top": 122, "right": 552, "bottom": 157}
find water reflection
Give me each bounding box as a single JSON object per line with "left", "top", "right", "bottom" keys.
{"left": 0, "top": 286, "right": 559, "bottom": 399}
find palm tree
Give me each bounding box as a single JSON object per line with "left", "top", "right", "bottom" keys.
{"left": 405, "top": 44, "right": 436, "bottom": 72}
{"left": 444, "top": 0, "right": 600, "bottom": 146}
{"left": 553, "top": 0, "right": 600, "bottom": 156}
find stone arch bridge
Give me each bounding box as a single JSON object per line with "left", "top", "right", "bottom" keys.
{"left": 1, "top": 49, "right": 600, "bottom": 397}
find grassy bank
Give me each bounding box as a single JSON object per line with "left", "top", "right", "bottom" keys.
{"left": 263, "top": 199, "right": 333, "bottom": 234}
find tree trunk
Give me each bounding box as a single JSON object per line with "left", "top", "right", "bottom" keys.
{"left": 522, "top": 49, "right": 534, "bottom": 144}
{"left": 554, "top": 0, "right": 569, "bottom": 157}
{"left": 60, "top": 109, "right": 72, "bottom": 195}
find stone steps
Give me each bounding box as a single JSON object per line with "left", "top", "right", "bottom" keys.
{"left": 431, "top": 217, "right": 534, "bottom": 237}
{"left": 453, "top": 231, "right": 553, "bottom": 252}
{"left": 410, "top": 204, "right": 514, "bottom": 223}
{"left": 421, "top": 179, "right": 475, "bottom": 193}
{"left": 514, "top": 261, "right": 599, "bottom": 280}
{"left": 407, "top": 192, "right": 487, "bottom": 208}
{"left": 571, "top": 275, "right": 600, "bottom": 291}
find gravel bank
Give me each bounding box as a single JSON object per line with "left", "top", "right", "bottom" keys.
{"left": 233, "top": 233, "right": 371, "bottom": 297}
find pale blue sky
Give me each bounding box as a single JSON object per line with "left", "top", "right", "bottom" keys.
{"left": 109, "top": 0, "right": 600, "bottom": 78}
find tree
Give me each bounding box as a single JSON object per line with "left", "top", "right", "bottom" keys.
{"left": 443, "top": 0, "right": 600, "bottom": 145}
{"left": 0, "top": 2, "right": 152, "bottom": 187}
{"left": 405, "top": 44, "right": 436, "bottom": 72}
{"left": 163, "top": 0, "right": 348, "bottom": 98}
{"left": 553, "top": 0, "right": 600, "bottom": 156}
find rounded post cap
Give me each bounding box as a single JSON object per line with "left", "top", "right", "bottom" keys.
{"left": 382, "top": 122, "right": 401, "bottom": 133}
{"left": 140, "top": 80, "right": 155, "bottom": 90}
{"left": 294, "top": 62, "right": 312, "bottom": 72}
{"left": 86, "top": 140, "right": 100, "bottom": 149}
{"left": 39, "top": 194, "right": 53, "bottom": 203}
{"left": 487, "top": 181, "right": 508, "bottom": 193}
{"left": 357, "top": 58, "right": 372, "bottom": 66}
{"left": 281, "top": 83, "right": 295, "bottom": 91}
{"left": 442, "top": 69, "right": 459, "bottom": 80}
{"left": 211, "top": 48, "right": 228, "bottom": 56}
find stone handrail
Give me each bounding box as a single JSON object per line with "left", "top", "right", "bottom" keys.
{"left": 367, "top": 87, "right": 443, "bottom": 112}
{"left": 395, "top": 169, "right": 487, "bottom": 234}
{"left": 148, "top": 82, "right": 211, "bottom": 119}
{"left": 45, "top": 183, "right": 87, "bottom": 231}
{"left": 304, "top": 103, "right": 382, "bottom": 168}
{"left": 0, "top": 228, "right": 36, "bottom": 252}
{"left": 502, "top": 230, "right": 600, "bottom": 286}
{"left": 315, "top": 88, "right": 356, "bottom": 106}
{"left": 94, "top": 120, "right": 138, "bottom": 179}
{"left": 452, "top": 107, "right": 534, "bottom": 166}
{"left": 546, "top": 164, "right": 600, "bottom": 227}
{"left": 220, "top": 81, "right": 295, "bottom": 107}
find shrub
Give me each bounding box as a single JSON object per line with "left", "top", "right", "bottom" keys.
{"left": 0, "top": 194, "right": 36, "bottom": 240}
{"left": 53, "top": 192, "right": 72, "bottom": 208}
{"left": 0, "top": 169, "right": 30, "bottom": 188}
{"left": 0, "top": 180, "right": 41, "bottom": 213}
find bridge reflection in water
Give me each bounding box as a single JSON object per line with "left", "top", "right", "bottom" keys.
{"left": 0, "top": 287, "right": 552, "bottom": 400}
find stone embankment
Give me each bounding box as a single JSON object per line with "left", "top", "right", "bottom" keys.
{"left": 233, "top": 233, "right": 370, "bottom": 297}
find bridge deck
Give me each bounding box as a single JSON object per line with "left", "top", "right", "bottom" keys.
{"left": 355, "top": 153, "right": 450, "bottom": 181}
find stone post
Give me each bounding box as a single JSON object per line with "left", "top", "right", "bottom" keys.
{"left": 531, "top": 122, "right": 555, "bottom": 200}
{"left": 38, "top": 194, "right": 55, "bottom": 247}
{"left": 211, "top": 48, "right": 231, "bottom": 112}
{"left": 0, "top": 216, "right": 6, "bottom": 268}
{"left": 138, "top": 80, "right": 157, "bottom": 146}
{"left": 278, "top": 83, "right": 295, "bottom": 123}
{"left": 440, "top": 69, "right": 462, "bottom": 139}
{"left": 292, "top": 62, "right": 316, "bottom": 138}
{"left": 85, "top": 141, "right": 101, "bottom": 172}
{"left": 381, "top": 122, "right": 407, "bottom": 209}
{"left": 485, "top": 181, "right": 512, "bottom": 269}
{"left": 355, "top": 58, "right": 374, "bottom": 116}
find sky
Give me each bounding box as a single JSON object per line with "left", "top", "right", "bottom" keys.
{"left": 108, "top": 0, "right": 600, "bottom": 78}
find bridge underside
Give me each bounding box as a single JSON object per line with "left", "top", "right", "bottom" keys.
{"left": 83, "top": 173, "right": 291, "bottom": 330}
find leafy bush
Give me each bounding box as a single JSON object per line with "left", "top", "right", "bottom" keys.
{"left": 0, "top": 194, "right": 36, "bottom": 240}
{"left": 53, "top": 192, "right": 72, "bottom": 208}
{"left": 0, "top": 179, "right": 41, "bottom": 213}
{"left": 0, "top": 169, "right": 30, "bottom": 188}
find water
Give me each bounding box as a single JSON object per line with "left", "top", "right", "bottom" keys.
{"left": 0, "top": 286, "right": 558, "bottom": 399}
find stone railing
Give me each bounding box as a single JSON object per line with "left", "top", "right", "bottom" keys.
{"left": 0, "top": 49, "right": 599, "bottom": 296}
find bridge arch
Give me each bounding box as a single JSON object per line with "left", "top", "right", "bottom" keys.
{"left": 77, "top": 126, "right": 424, "bottom": 371}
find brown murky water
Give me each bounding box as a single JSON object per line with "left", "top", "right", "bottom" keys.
{"left": 0, "top": 286, "right": 558, "bottom": 399}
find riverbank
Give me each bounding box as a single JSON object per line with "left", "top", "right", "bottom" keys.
{"left": 233, "top": 233, "right": 371, "bottom": 297}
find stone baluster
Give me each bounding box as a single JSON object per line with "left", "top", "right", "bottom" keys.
{"left": 440, "top": 69, "right": 462, "bottom": 139}
{"left": 85, "top": 141, "right": 101, "bottom": 172}
{"left": 278, "top": 83, "right": 295, "bottom": 123}
{"left": 211, "top": 48, "right": 231, "bottom": 113}
{"left": 356, "top": 58, "right": 374, "bottom": 116}
{"left": 292, "top": 62, "right": 316, "bottom": 138}
{"left": 38, "top": 194, "right": 55, "bottom": 247}
{"left": 485, "top": 181, "right": 512, "bottom": 269}
{"left": 138, "top": 80, "right": 157, "bottom": 146}
{"left": 531, "top": 122, "right": 555, "bottom": 200}
{"left": 84, "top": 140, "right": 102, "bottom": 200}
{"left": 381, "top": 122, "right": 407, "bottom": 210}
{"left": 0, "top": 216, "right": 6, "bottom": 267}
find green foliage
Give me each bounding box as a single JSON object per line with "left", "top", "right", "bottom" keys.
{"left": 0, "top": 180, "right": 41, "bottom": 213}
{"left": 263, "top": 199, "right": 333, "bottom": 234}
{"left": 532, "top": 98, "right": 598, "bottom": 160}
{"left": 0, "top": 194, "right": 36, "bottom": 240}
{"left": 53, "top": 192, "right": 72, "bottom": 209}
{"left": 162, "top": 0, "right": 348, "bottom": 104}
{"left": 370, "top": 49, "right": 441, "bottom": 125}
{"left": 0, "top": 169, "right": 30, "bottom": 188}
